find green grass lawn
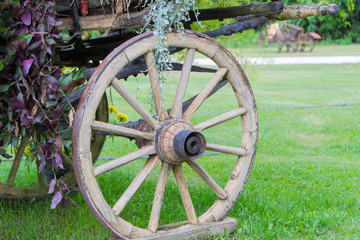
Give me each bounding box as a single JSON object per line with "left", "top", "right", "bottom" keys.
{"left": 227, "top": 43, "right": 360, "bottom": 58}
{"left": 1, "top": 61, "right": 360, "bottom": 239}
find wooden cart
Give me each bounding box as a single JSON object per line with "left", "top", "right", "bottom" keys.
{"left": 258, "top": 22, "right": 323, "bottom": 52}
{"left": 0, "top": 1, "right": 338, "bottom": 239}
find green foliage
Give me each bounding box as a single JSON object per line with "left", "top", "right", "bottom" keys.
{"left": 81, "top": 30, "right": 105, "bottom": 40}
{"left": 191, "top": 0, "right": 256, "bottom": 47}
{"left": 284, "top": 0, "right": 360, "bottom": 43}
{"left": 143, "top": 0, "right": 197, "bottom": 74}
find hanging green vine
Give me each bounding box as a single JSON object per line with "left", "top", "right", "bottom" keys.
{"left": 142, "top": 0, "right": 197, "bottom": 77}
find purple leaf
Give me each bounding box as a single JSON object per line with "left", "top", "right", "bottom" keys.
{"left": 39, "top": 50, "right": 45, "bottom": 65}
{"left": 30, "top": 54, "right": 39, "bottom": 68}
{"left": 19, "top": 40, "right": 27, "bottom": 50}
{"left": 69, "top": 197, "right": 82, "bottom": 208}
{"left": 39, "top": 156, "right": 46, "bottom": 173}
{"left": 60, "top": 180, "right": 68, "bottom": 189}
{"left": 17, "top": 51, "right": 25, "bottom": 62}
{"left": 41, "top": 140, "right": 51, "bottom": 152}
{"left": 23, "top": 0, "right": 32, "bottom": 6}
{"left": 63, "top": 82, "right": 74, "bottom": 93}
{"left": 53, "top": 69, "right": 62, "bottom": 77}
{"left": 29, "top": 41, "right": 41, "bottom": 51}
{"left": 0, "top": 72, "right": 15, "bottom": 81}
{"left": 46, "top": 90, "right": 57, "bottom": 101}
{"left": 33, "top": 112, "right": 44, "bottom": 123}
{"left": 47, "top": 75, "right": 59, "bottom": 88}
{"left": 60, "top": 180, "right": 70, "bottom": 194}
{"left": 50, "top": 191, "right": 62, "bottom": 209}
{"left": 34, "top": 11, "right": 42, "bottom": 21}
{"left": 54, "top": 106, "right": 63, "bottom": 118}
{"left": 13, "top": 99, "right": 25, "bottom": 110}
{"left": 23, "top": 59, "right": 33, "bottom": 74}
{"left": 76, "top": 77, "right": 86, "bottom": 86}
{"left": 55, "top": 152, "right": 64, "bottom": 169}
{"left": 21, "top": 9, "right": 31, "bottom": 26}
{"left": 46, "top": 16, "right": 55, "bottom": 26}
{"left": 45, "top": 46, "right": 52, "bottom": 55}
{"left": 20, "top": 110, "right": 33, "bottom": 127}
{"left": 60, "top": 198, "right": 69, "bottom": 211}
{"left": 43, "top": 119, "right": 52, "bottom": 130}
{"left": 11, "top": 40, "right": 20, "bottom": 50}
{"left": 15, "top": 27, "right": 28, "bottom": 35}
{"left": 48, "top": 179, "right": 56, "bottom": 194}
{"left": 46, "top": 151, "right": 52, "bottom": 161}
{"left": 47, "top": 16, "right": 62, "bottom": 26}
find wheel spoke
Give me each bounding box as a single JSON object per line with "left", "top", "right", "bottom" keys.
{"left": 112, "top": 155, "right": 160, "bottom": 216}
{"left": 183, "top": 68, "right": 227, "bottom": 122}
{"left": 170, "top": 48, "right": 196, "bottom": 119}
{"left": 58, "top": 148, "right": 73, "bottom": 168}
{"left": 181, "top": 79, "right": 229, "bottom": 114}
{"left": 173, "top": 164, "right": 198, "bottom": 225}
{"left": 186, "top": 159, "right": 227, "bottom": 200}
{"left": 92, "top": 120, "right": 153, "bottom": 140}
{"left": 206, "top": 143, "right": 247, "bottom": 156}
{"left": 148, "top": 162, "right": 172, "bottom": 232}
{"left": 94, "top": 145, "right": 156, "bottom": 176}
{"left": 6, "top": 136, "right": 30, "bottom": 186}
{"left": 193, "top": 107, "right": 247, "bottom": 131}
{"left": 145, "top": 51, "right": 169, "bottom": 121}
{"left": 111, "top": 77, "right": 157, "bottom": 129}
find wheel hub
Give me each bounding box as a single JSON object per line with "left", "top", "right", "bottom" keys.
{"left": 155, "top": 119, "right": 206, "bottom": 165}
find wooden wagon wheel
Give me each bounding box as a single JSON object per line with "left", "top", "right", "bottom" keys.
{"left": 73, "top": 30, "right": 258, "bottom": 239}
{"left": 0, "top": 95, "right": 108, "bottom": 199}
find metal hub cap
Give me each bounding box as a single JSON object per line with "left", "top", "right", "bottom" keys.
{"left": 155, "top": 119, "right": 206, "bottom": 165}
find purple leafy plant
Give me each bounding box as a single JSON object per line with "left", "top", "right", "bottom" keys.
{"left": 0, "top": 0, "right": 83, "bottom": 209}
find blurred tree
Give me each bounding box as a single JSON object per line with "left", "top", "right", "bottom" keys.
{"left": 284, "top": 0, "right": 360, "bottom": 43}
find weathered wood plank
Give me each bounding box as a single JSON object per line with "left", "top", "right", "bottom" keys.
{"left": 106, "top": 217, "right": 238, "bottom": 240}
{"left": 57, "top": 8, "right": 150, "bottom": 31}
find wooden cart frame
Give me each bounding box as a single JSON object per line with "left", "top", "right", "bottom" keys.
{"left": 0, "top": 1, "right": 338, "bottom": 239}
